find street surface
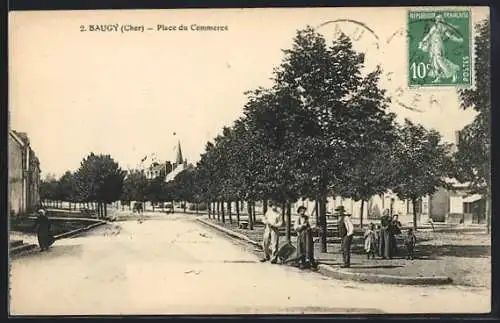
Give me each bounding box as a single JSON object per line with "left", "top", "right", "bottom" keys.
{"left": 10, "top": 214, "right": 490, "bottom": 315}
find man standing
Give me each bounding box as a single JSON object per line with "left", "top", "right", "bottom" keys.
{"left": 339, "top": 211, "right": 354, "bottom": 268}
{"left": 260, "top": 201, "right": 283, "bottom": 264}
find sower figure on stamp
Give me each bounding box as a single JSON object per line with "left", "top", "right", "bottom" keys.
{"left": 418, "top": 14, "right": 464, "bottom": 83}
{"left": 260, "top": 201, "right": 283, "bottom": 264}
{"left": 294, "top": 206, "right": 317, "bottom": 270}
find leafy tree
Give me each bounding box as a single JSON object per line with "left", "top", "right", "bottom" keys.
{"left": 122, "top": 169, "right": 148, "bottom": 206}
{"left": 270, "top": 28, "right": 394, "bottom": 250}
{"left": 74, "top": 153, "right": 125, "bottom": 219}
{"left": 455, "top": 19, "right": 491, "bottom": 232}
{"left": 146, "top": 177, "right": 167, "bottom": 211}
{"left": 57, "top": 171, "right": 78, "bottom": 210}
{"left": 391, "top": 120, "right": 453, "bottom": 231}
{"left": 39, "top": 178, "right": 59, "bottom": 207}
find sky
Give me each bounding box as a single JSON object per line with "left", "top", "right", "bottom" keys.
{"left": 9, "top": 7, "right": 489, "bottom": 178}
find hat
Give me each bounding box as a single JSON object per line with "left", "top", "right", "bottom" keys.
{"left": 37, "top": 209, "right": 46, "bottom": 216}
{"left": 335, "top": 205, "right": 346, "bottom": 213}
{"left": 297, "top": 206, "right": 307, "bottom": 213}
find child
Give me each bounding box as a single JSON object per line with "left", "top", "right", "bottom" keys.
{"left": 364, "top": 223, "right": 377, "bottom": 259}
{"left": 404, "top": 228, "right": 417, "bottom": 260}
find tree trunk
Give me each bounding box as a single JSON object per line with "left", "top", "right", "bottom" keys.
{"left": 236, "top": 200, "right": 240, "bottom": 225}
{"left": 183, "top": 202, "right": 187, "bottom": 213}
{"left": 360, "top": 199, "right": 365, "bottom": 227}
{"left": 208, "top": 201, "right": 211, "bottom": 219}
{"left": 227, "top": 201, "right": 232, "bottom": 224}
{"left": 221, "top": 200, "right": 226, "bottom": 223}
{"left": 412, "top": 198, "right": 418, "bottom": 232}
{"left": 247, "top": 200, "right": 254, "bottom": 230}
{"left": 319, "top": 194, "right": 328, "bottom": 253}
{"left": 286, "top": 201, "right": 292, "bottom": 242}
{"left": 252, "top": 201, "right": 257, "bottom": 224}
{"left": 263, "top": 199, "right": 268, "bottom": 215}
{"left": 217, "top": 201, "right": 220, "bottom": 221}
{"left": 315, "top": 200, "right": 319, "bottom": 224}
{"left": 104, "top": 203, "right": 108, "bottom": 218}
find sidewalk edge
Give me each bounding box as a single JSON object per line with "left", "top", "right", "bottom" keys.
{"left": 196, "top": 218, "right": 453, "bottom": 286}
{"left": 197, "top": 218, "right": 262, "bottom": 250}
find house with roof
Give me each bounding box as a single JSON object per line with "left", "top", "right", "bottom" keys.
{"left": 9, "top": 130, "right": 41, "bottom": 216}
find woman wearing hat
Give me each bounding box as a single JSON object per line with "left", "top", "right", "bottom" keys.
{"left": 35, "top": 209, "right": 55, "bottom": 251}
{"left": 294, "top": 206, "right": 317, "bottom": 269}
{"left": 379, "top": 209, "right": 393, "bottom": 259}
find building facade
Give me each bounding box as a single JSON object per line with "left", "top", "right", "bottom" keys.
{"left": 9, "top": 130, "right": 41, "bottom": 216}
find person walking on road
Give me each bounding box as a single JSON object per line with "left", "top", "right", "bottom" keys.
{"left": 294, "top": 206, "right": 317, "bottom": 269}
{"left": 260, "top": 201, "right": 283, "bottom": 264}
{"left": 35, "top": 209, "right": 55, "bottom": 251}
{"left": 339, "top": 209, "right": 354, "bottom": 268}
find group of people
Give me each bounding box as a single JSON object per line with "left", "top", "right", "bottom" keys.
{"left": 259, "top": 201, "right": 318, "bottom": 269}
{"left": 363, "top": 209, "right": 417, "bottom": 261}
{"left": 258, "top": 204, "right": 418, "bottom": 270}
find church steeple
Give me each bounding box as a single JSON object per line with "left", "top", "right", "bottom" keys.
{"left": 175, "top": 140, "right": 184, "bottom": 166}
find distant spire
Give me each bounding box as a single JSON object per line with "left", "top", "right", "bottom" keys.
{"left": 175, "top": 140, "right": 184, "bottom": 166}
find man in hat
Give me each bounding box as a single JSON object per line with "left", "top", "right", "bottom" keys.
{"left": 338, "top": 206, "right": 354, "bottom": 268}
{"left": 260, "top": 201, "right": 283, "bottom": 264}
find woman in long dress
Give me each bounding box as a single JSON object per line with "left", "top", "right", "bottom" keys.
{"left": 35, "top": 209, "right": 54, "bottom": 251}
{"left": 294, "top": 206, "right": 316, "bottom": 269}
{"left": 378, "top": 209, "right": 393, "bottom": 259}
{"left": 418, "top": 14, "right": 464, "bottom": 83}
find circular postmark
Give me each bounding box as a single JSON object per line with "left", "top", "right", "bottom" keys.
{"left": 314, "top": 18, "right": 453, "bottom": 114}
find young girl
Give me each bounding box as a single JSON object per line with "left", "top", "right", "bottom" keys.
{"left": 364, "top": 223, "right": 377, "bottom": 259}
{"left": 404, "top": 228, "right": 417, "bottom": 260}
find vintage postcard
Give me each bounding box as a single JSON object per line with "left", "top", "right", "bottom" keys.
{"left": 8, "top": 7, "right": 491, "bottom": 315}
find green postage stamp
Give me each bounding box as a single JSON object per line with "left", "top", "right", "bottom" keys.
{"left": 408, "top": 10, "right": 471, "bottom": 87}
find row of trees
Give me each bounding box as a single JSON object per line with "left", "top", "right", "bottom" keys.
{"left": 39, "top": 158, "right": 200, "bottom": 218}
{"left": 40, "top": 153, "right": 126, "bottom": 219}
{"left": 165, "top": 22, "right": 491, "bottom": 249}
{"left": 165, "top": 28, "right": 457, "bottom": 253}
{"left": 39, "top": 21, "right": 490, "bottom": 240}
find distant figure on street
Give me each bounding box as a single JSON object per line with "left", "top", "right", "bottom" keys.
{"left": 35, "top": 209, "right": 55, "bottom": 251}
{"left": 338, "top": 207, "right": 354, "bottom": 268}
{"left": 135, "top": 202, "right": 145, "bottom": 224}
{"left": 404, "top": 228, "right": 417, "bottom": 260}
{"left": 364, "top": 223, "right": 377, "bottom": 260}
{"left": 379, "top": 209, "right": 393, "bottom": 259}
{"left": 294, "top": 206, "right": 317, "bottom": 269}
{"left": 260, "top": 201, "right": 283, "bottom": 264}
{"left": 390, "top": 214, "right": 403, "bottom": 256}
